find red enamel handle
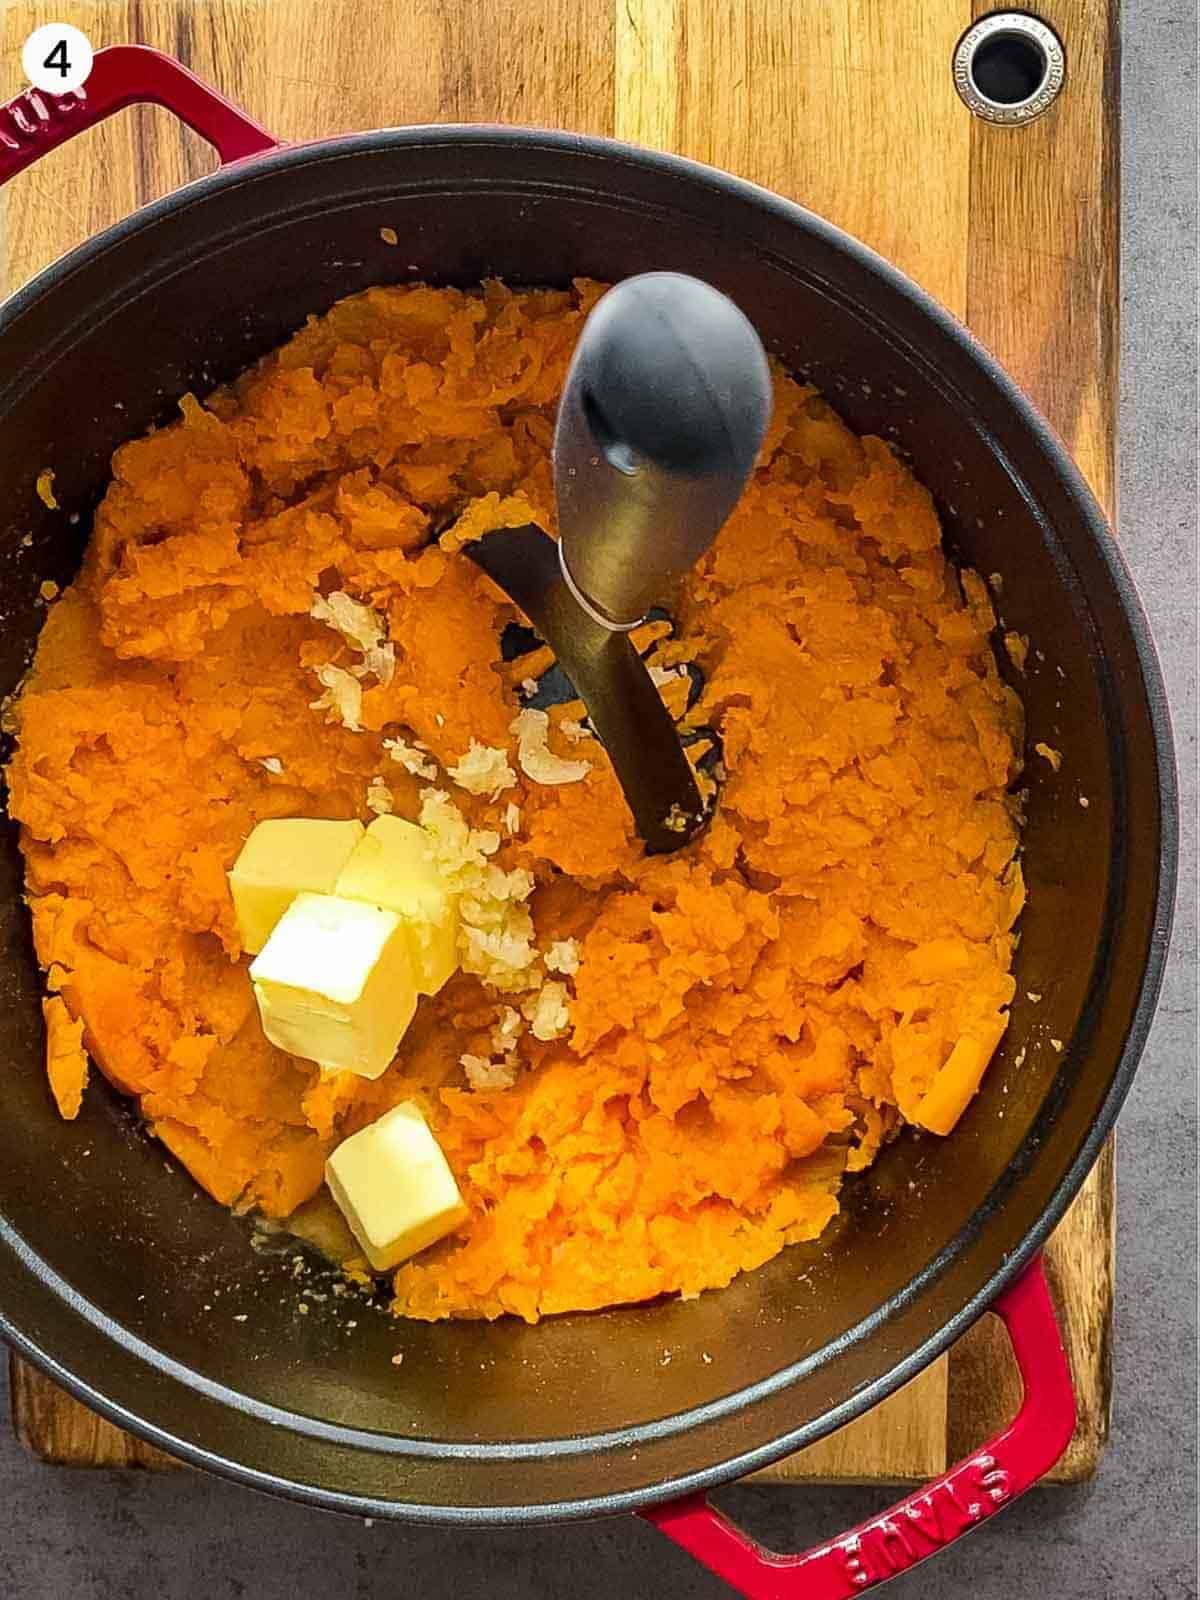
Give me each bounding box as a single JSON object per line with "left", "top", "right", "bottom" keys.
{"left": 643, "top": 1255, "right": 1075, "bottom": 1598}
{"left": 0, "top": 43, "right": 278, "bottom": 188}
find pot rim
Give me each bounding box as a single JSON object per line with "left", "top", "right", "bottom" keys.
{"left": 0, "top": 122, "right": 1180, "bottom": 1523}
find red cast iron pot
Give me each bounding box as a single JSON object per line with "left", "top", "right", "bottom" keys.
{"left": 0, "top": 47, "right": 1178, "bottom": 1598}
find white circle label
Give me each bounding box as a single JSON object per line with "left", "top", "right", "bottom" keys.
{"left": 21, "top": 24, "right": 95, "bottom": 95}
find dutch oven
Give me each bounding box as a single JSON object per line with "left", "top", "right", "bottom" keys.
{"left": 0, "top": 46, "right": 1177, "bottom": 1598}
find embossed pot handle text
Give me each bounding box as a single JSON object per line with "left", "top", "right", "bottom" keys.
{"left": 0, "top": 43, "right": 278, "bottom": 188}
{"left": 642, "top": 1254, "right": 1076, "bottom": 1598}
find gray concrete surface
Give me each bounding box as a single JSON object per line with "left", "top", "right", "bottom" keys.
{"left": 1, "top": 2, "right": 1195, "bottom": 1596}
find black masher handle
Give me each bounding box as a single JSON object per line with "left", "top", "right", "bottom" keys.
{"left": 554, "top": 272, "right": 772, "bottom": 630}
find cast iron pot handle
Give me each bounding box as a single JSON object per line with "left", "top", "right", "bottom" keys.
{"left": 642, "top": 1255, "right": 1076, "bottom": 1598}
{"left": 0, "top": 43, "right": 278, "bottom": 187}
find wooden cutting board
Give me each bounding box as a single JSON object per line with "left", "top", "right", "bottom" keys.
{"left": 0, "top": 0, "right": 1117, "bottom": 1485}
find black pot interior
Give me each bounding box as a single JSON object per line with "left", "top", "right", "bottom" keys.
{"left": 0, "top": 134, "right": 1171, "bottom": 1519}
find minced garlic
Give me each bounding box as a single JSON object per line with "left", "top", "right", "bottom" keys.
{"left": 418, "top": 789, "right": 539, "bottom": 992}
{"left": 366, "top": 776, "right": 395, "bottom": 815}
{"left": 511, "top": 708, "right": 590, "bottom": 786}
{"left": 311, "top": 590, "right": 381, "bottom": 654}
{"left": 461, "top": 921, "right": 538, "bottom": 992}
{"left": 310, "top": 664, "right": 364, "bottom": 731}
{"left": 448, "top": 741, "right": 517, "bottom": 800}
{"left": 311, "top": 591, "right": 396, "bottom": 684}
{"left": 492, "top": 1005, "right": 525, "bottom": 1054}
{"left": 522, "top": 980, "right": 571, "bottom": 1042}
{"left": 544, "top": 939, "right": 580, "bottom": 976}
{"left": 455, "top": 999, "right": 527, "bottom": 1094}
{"left": 461, "top": 1053, "right": 517, "bottom": 1091}
{"left": 384, "top": 735, "right": 438, "bottom": 780}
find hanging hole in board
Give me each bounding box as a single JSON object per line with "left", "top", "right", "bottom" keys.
{"left": 972, "top": 31, "right": 1046, "bottom": 103}
{"left": 953, "top": 13, "right": 1066, "bottom": 125}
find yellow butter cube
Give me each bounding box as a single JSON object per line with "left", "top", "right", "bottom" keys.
{"left": 229, "top": 818, "right": 365, "bottom": 954}
{"left": 325, "top": 1101, "right": 468, "bottom": 1271}
{"left": 249, "top": 893, "right": 418, "bottom": 1079}
{"left": 335, "top": 815, "right": 459, "bottom": 995}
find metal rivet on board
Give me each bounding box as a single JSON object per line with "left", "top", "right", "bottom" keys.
{"left": 953, "top": 13, "right": 1066, "bottom": 125}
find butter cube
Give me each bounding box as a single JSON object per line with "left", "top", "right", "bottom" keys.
{"left": 325, "top": 1101, "right": 468, "bottom": 1271}
{"left": 230, "top": 818, "right": 365, "bottom": 954}
{"left": 335, "top": 815, "right": 459, "bottom": 995}
{"left": 250, "top": 893, "right": 417, "bottom": 1079}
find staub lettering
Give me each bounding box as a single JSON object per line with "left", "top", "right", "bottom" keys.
{"left": 834, "top": 1457, "right": 1014, "bottom": 1587}
{"left": 0, "top": 86, "right": 86, "bottom": 153}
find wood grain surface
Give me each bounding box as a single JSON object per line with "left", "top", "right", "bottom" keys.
{"left": 0, "top": 0, "right": 1118, "bottom": 1486}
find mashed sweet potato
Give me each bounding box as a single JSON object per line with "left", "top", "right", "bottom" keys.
{"left": 6, "top": 279, "right": 1024, "bottom": 1322}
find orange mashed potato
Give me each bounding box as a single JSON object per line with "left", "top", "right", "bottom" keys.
{"left": 6, "top": 280, "right": 1024, "bottom": 1323}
